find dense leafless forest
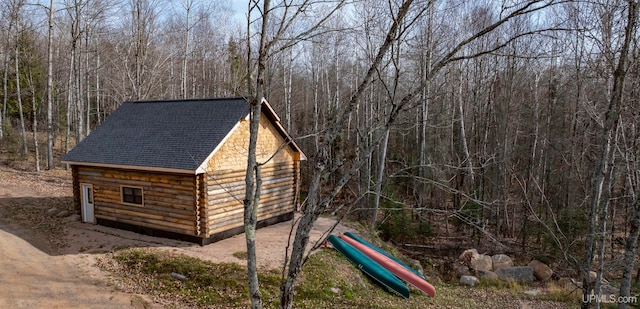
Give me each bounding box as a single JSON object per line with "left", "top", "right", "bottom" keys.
{"left": 1, "top": 0, "right": 639, "bottom": 307}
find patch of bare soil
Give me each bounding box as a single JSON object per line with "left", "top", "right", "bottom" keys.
{"left": 0, "top": 168, "right": 155, "bottom": 308}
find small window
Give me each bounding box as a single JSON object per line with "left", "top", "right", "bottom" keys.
{"left": 86, "top": 187, "right": 93, "bottom": 203}
{"left": 122, "top": 186, "right": 143, "bottom": 206}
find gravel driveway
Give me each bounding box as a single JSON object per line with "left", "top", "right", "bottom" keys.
{"left": 0, "top": 172, "right": 151, "bottom": 308}
{"left": 0, "top": 221, "right": 148, "bottom": 308}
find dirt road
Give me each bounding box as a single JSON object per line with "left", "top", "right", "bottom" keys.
{"left": 0, "top": 222, "right": 148, "bottom": 308}
{"left": 0, "top": 171, "right": 153, "bottom": 308}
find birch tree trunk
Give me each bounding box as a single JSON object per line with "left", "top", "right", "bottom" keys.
{"left": 1, "top": 62, "right": 6, "bottom": 137}
{"left": 283, "top": 49, "right": 293, "bottom": 132}
{"left": 15, "top": 41, "right": 28, "bottom": 156}
{"left": 181, "top": 0, "right": 192, "bottom": 99}
{"left": 457, "top": 63, "right": 474, "bottom": 184}
{"left": 30, "top": 73, "right": 40, "bottom": 172}
{"left": 85, "top": 25, "right": 91, "bottom": 137}
{"left": 96, "top": 54, "right": 101, "bottom": 125}
{"left": 46, "top": 0, "right": 55, "bottom": 169}
{"left": 418, "top": 39, "right": 431, "bottom": 185}
{"left": 371, "top": 127, "right": 389, "bottom": 226}
{"left": 64, "top": 51, "right": 74, "bottom": 161}
{"left": 1, "top": 55, "right": 6, "bottom": 138}
{"left": 75, "top": 38, "right": 83, "bottom": 144}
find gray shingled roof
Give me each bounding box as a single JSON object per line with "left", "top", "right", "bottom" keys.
{"left": 62, "top": 98, "right": 250, "bottom": 172}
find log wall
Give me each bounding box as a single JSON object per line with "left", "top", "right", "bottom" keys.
{"left": 74, "top": 166, "right": 202, "bottom": 236}
{"left": 205, "top": 112, "right": 298, "bottom": 236}
{"left": 71, "top": 166, "right": 81, "bottom": 213}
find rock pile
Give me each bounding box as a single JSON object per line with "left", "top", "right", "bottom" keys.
{"left": 456, "top": 249, "right": 549, "bottom": 286}
{"left": 456, "top": 249, "right": 617, "bottom": 297}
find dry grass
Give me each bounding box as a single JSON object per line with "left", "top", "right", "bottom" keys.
{"left": 102, "top": 247, "right": 576, "bottom": 309}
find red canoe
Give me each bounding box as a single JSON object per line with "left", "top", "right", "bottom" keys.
{"left": 339, "top": 234, "right": 436, "bottom": 297}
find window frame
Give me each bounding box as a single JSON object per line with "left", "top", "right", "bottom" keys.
{"left": 120, "top": 185, "right": 144, "bottom": 207}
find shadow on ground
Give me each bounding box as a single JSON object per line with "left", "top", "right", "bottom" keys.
{"left": 0, "top": 196, "right": 194, "bottom": 257}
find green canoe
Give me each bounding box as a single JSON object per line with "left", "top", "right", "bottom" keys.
{"left": 328, "top": 235, "right": 410, "bottom": 299}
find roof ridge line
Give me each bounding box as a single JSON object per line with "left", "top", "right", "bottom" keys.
{"left": 127, "top": 97, "right": 249, "bottom": 104}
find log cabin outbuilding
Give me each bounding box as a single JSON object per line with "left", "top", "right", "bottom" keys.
{"left": 61, "top": 97, "right": 305, "bottom": 245}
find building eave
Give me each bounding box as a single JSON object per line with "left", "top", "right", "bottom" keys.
{"left": 62, "top": 161, "right": 199, "bottom": 175}
{"left": 260, "top": 98, "right": 307, "bottom": 161}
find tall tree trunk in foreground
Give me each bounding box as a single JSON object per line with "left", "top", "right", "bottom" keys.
{"left": 244, "top": 0, "right": 271, "bottom": 308}
{"left": 581, "top": 1, "right": 638, "bottom": 308}
{"left": 616, "top": 8, "right": 640, "bottom": 309}
{"left": 620, "top": 199, "right": 640, "bottom": 309}
{"left": 279, "top": 2, "right": 414, "bottom": 307}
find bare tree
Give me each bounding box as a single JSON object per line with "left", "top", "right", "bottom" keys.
{"left": 280, "top": 1, "right": 415, "bottom": 307}
{"left": 243, "top": 1, "right": 347, "bottom": 307}
{"left": 243, "top": 1, "right": 271, "bottom": 306}
{"left": 117, "top": 0, "right": 165, "bottom": 100}
{"left": 619, "top": 115, "right": 640, "bottom": 309}
{"left": 580, "top": 1, "right": 639, "bottom": 308}
{"left": 371, "top": 10, "right": 408, "bottom": 227}
{"left": 13, "top": 1, "right": 28, "bottom": 156}
{"left": 0, "top": 1, "right": 14, "bottom": 141}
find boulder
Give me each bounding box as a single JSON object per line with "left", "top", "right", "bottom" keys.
{"left": 460, "top": 275, "right": 479, "bottom": 287}
{"left": 491, "top": 254, "right": 513, "bottom": 270}
{"left": 528, "top": 260, "right": 553, "bottom": 281}
{"left": 524, "top": 289, "right": 543, "bottom": 296}
{"left": 170, "top": 273, "right": 188, "bottom": 281}
{"left": 408, "top": 259, "right": 424, "bottom": 276}
{"left": 495, "top": 266, "right": 535, "bottom": 282}
{"left": 477, "top": 270, "right": 499, "bottom": 281}
{"left": 130, "top": 295, "right": 151, "bottom": 309}
{"left": 470, "top": 254, "right": 493, "bottom": 272}
{"left": 459, "top": 249, "right": 479, "bottom": 265}
{"left": 456, "top": 265, "right": 472, "bottom": 278}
